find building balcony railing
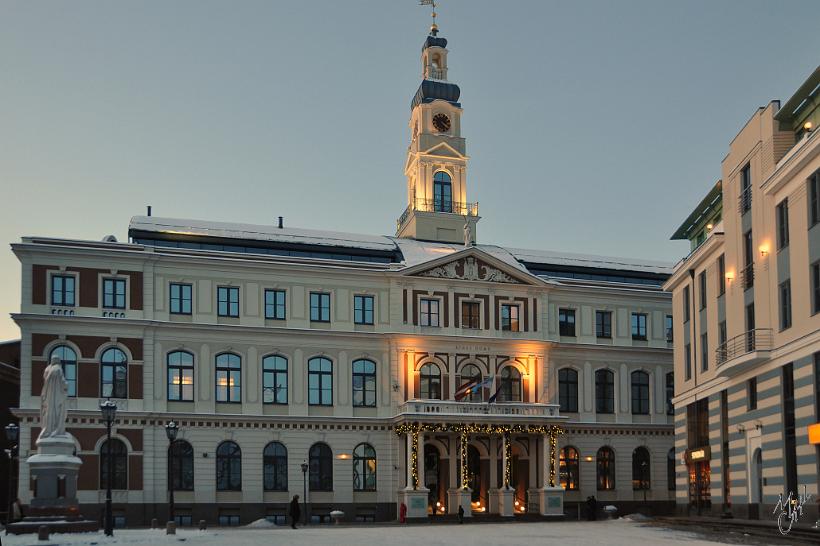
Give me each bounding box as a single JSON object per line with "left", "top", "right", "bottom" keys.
{"left": 740, "top": 262, "right": 754, "bottom": 290}
{"left": 398, "top": 399, "right": 561, "bottom": 419}
{"left": 715, "top": 328, "right": 773, "bottom": 373}
{"left": 397, "top": 198, "right": 479, "bottom": 229}
{"left": 738, "top": 187, "right": 752, "bottom": 214}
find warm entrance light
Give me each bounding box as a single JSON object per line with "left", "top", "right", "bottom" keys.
{"left": 805, "top": 121, "right": 814, "bottom": 132}
{"left": 809, "top": 423, "right": 820, "bottom": 445}
{"left": 584, "top": 455, "right": 594, "bottom": 462}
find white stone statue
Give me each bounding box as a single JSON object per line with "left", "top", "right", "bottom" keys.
{"left": 463, "top": 220, "right": 475, "bottom": 246}
{"left": 38, "top": 356, "right": 68, "bottom": 441}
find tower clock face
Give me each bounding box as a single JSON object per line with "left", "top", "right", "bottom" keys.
{"left": 432, "top": 113, "right": 451, "bottom": 133}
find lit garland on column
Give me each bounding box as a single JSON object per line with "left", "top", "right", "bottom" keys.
{"left": 459, "top": 428, "right": 468, "bottom": 489}
{"left": 410, "top": 429, "right": 420, "bottom": 490}
{"left": 503, "top": 432, "right": 512, "bottom": 489}
{"left": 548, "top": 425, "right": 562, "bottom": 487}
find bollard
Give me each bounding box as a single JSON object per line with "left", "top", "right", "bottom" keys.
{"left": 37, "top": 525, "right": 49, "bottom": 541}
{"left": 166, "top": 521, "right": 176, "bottom": 535}
{"left": 151, "top": 518, "right": 158, "bottom": 529}
{"left": 199, "top": 519, "right": 207, "bottom": 531}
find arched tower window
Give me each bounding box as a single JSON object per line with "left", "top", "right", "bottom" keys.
{"left": 419, "top": 363, "right": 441, "bottom": 399}
{"left": 433, "top": 171, "right": 452, "bottom": 213}
{"left": 498, "top": 366, "right": 522, "bottom": 402}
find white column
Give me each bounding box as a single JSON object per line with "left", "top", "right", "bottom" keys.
{"left": 405, "top": 433, "right": 414, "bottom": 489}
{"left": 417, "top": 432, "right": 426, "bottom": 489}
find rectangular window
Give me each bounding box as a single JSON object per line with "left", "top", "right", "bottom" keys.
{"left": 684, "top": 343, "right": 692, "bottom": 381}
{"left": 776, "top": 198, "right": 790, "bottom": 250}
{"left": 748, "top": 377, "right": 757, "bottom": 411}
{"left": 812, "top": 261, "right": 820, "bottom": 315}
{"left": 51, "top": 274, "right": 76, "bottom": 306}
{"left": 666, "top": 373, "right": 674, "bottom": 415}
{"left": 419, "top": 298, "right": 440, "bottom": 327}
{"left": 783, "top": 363, "right": 797, "bottom": 494}
{"left": 631, "top": 313, "right": 647, "bottom": 340}
{"left": 103, "top": 278, "right": 126, "bottom": 309}
{"left": 743, "top": 230, "right": 754, "bottom": 290}
{"left": 354, "top": 295, "right": 374, "bottom": 325}
{"left": 558, "top": 308, "right": 576, "bottom": 336}
{"left": 701, "top": 332, "right": 708, "bottom": 372}
{"left": 461, "top": 301, "right": 480, "bottom": 329}
{"left": 779, "top": 279, "right": 792, "bottom": 330}
{"left": 264, "top": 289, "right": 286, "bottom": 320}
{"left": 217, "top": 286, "right": 239, "bottom": 317}
{"left": 665, "top": 315, "right": 673, "bottom": 343}
{"left": 809, "top": 170, "right": 820, "bottom": 227}
{"left": 683, "top": 286, "right": 690, "bottom": 323}
{"left": 500, "top": 304, "right": 519, "bottom": 332}
{"left": 717, "top": 254, "right": 726, "bottom": 296}
{"left": 309, "top": 292, "right": 330, "bottom": 322}
{"left": 699, "top": 271, "right": 707, "bottom": 310}
{"left": 740, "top": 162, "right": 751, "bottom": 213}
{"left": 718, "top": 320, "right": 727, "bottom": 346}
{"left": 170, "top": 283, "right": 192, "bottom": 315}
{"left": 595, "top": 310, "right": 612, "bottom": 338}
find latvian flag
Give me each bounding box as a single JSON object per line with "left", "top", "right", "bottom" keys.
{"left": 454, "top": 376, "right": 494, "bottom": 401}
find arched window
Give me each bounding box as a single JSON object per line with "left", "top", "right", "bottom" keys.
{"left": 169, "top": 440, "right": 194, "bottom": 491}
{"left": 262, "top": 355, "right": 288, "bottom": 405}
{"left": 457, "top": 363, "right": 482, "bottom": 401}
{"left": 352, "top": 359, "right": 376, "bottom": 407}
{"left": 595, "top": 369, "right": 614, "bottom": 414}
{"left": 308, "top": 357, "right": 333, "bottom": 406}
{"left": 215, "top": 353, "right": 241, "bottom": 403}
{"left": 498, "top": 366, "right": 522, "bottom": 402}
{"left": 263, "top": 442, "right": 287, "bottom": 491}
{"left": 100, "top": 348, "right": 127, "bottom": 399}
{"left": 309, "top": 443, "right": 332, "bottom": 491}
{"left": 667, "top": 448, "right": 676, "bottom": 491}
{"left": 559, "top": 446, "right": 580, "bottom": 491}
{"left": 100, "top": 438, "right": 128, "bottom": 490}
{"left": 632, "top": 446, "right": 651, "bottom": 490}
{"left": 631, "top": 371, "right": 650, "bottom": 415}
{"left": 596, "top": 446, "right": 615, "bottom": 490}
{"left": 433, "top": 171, "right": 452, "bottom": 213}
{"left": 216, "top": 441, "right": 241, "bottom": 491}
{"left": 558, "top": 368, "right": 578, "bottom": 413}
{"left": 353, "top": 443, "right": 377, "bottom": 492}
{"left": 666, "top": 372, "right": 674, "bottom": 415}
{"left": 167, "top": 351, "right": 194, "bottom": 402}
{"left": 50, "top": 346, "right": 77, "bottom": 397}
{"left": 419, "top": 363, "right": 441, "bottom": 399}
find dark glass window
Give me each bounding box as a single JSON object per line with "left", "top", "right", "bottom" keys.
{"left": 631, "top": 371, "right": 649, "bottom": 414}
{"left": 420, "top": 363, "right": 441, "bottom": 399}
{"left": 559, "top": 308, "right": 576, "bottom": 336}
{"left": 743, "top": 230, "right": 754, "bottom": 290}
{"left": 167, "top": 350, "right": 194, "bottom": 401}
{"left": 595, "top": 369, "right": 614, "bottom": 414}
{"left": 169, "top": 440, "right": 194, "bottom": 491}
{"left": 558, "top": 368, "right": 578, "bottom": 413}
{"left": 685, "top": 343, "right": 692, "bottom": 381}
{"left": 665, "top": 315, "right": 673, "bottom": 343}
{"left": 783, "top": 363, "right": 797, "bottom": 494}
{"left": 420, "top": 298, "right": 440, "bottom": 327}
{"left": 777, "top": 198, "right": 789, "bottom": 249}
{"left": 501, "top": 304, "right": 519, "bottom": 332}
{"left": 810, "top": 170, "right": 820, "bottom": 227}
{"left": 683, "top": 286, "right": 690, "bottom": 323}
{"left": 103, "top": 278, "right": 127, "bottom": 309}
{"left": 353, "top": 443, "right": 377, "bottom": 492}
{"left": 632, "top": 447, "right": 650, "bottom": 490}
{"left": 217, "top": 286, "right": 239, "bottom": 317}
{"left": 717, "top": 254, "right": 726, "bottom": 296}
{"left": 100, "top": 347, "right": 128, "bottom": 399}
{"left": 701, "top": 332, "right": 709, "bottom": 372}
{"left": 461, "top": 301, "right": 480, "bottom": 329}
{"left": 310, "top": 292, "right": 330, "bottom": 322}
{"left": 718, "top": 321, "right": 727, "bottom": 346}
{"left": 631, "top": 313, "right": 647, "bottom": 340}
{"left": 170, "top": 283, "right": 192, "bottom": 315}
{"left": 748, "top": 377, "right": 757, "bottom": 411}
{"left": 263, "top": 442, "right": 288, "bottom": 491}
{"left": 215, "top": 353, "right": 241, "bottom": 403}
{"left": 354, "top": 295, "right": 374, "bottom": 325}
{"left": 596, "top": 447, "right": 615, "bottom": 490}
{"left": 100, "top": 439, "right": 128, "bottom": 490}
{"left": 666, "top": 372, "right": 674, "bottom": 415}
{"left": 308, "top": 357, "right": 333, "bottom": 406}
{"left": 216, "top": 441, "right": 242, "bottom": 491}
{"left": 667, "top": 448, "right": 676, "bottom": 491}
{"left": 309, "top": 443, "right": 333, "bottom": 491}
{"left": 813, "top": 262, "right": 820, "bottom": 315}
{"left": 51, "top": 275, "right": 76, "bottom": 306}
{"left": 262, "top": 355, "right": 287, "bottom": 404}
{"left": 596, "top": 311, "right": 612, "bottom": 338}
{"left": 559, "top": 446, "right": 579, "bottom": 491}
{"left": 264, "top": 289, "right": 286, "bottom": 320}
{"left": 50, "top": 345, "right": 77, "bottom": 397}
{"left": 740, "top": 162, "right": 751, "bottom": 213}
{"left": 780, "top": 280, "right": 792, "bottom": 330}
{"left": 352, "top": 359, "right": 376, "bottom": 407}
{"left": 699, "top": 271, "right": 707, "bottom": 310}
{"left": 498, "top": 366, "right": 521, "bottom": 402}
{"left": 433, "top": 171, "right": 452, "bottom": 213}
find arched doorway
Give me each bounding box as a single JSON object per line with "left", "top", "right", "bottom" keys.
{"left": 466, "top": 445, "right": 483, "bottom": 508}
{"left": 423, "top": 444, "right": 444, "bottom": 514}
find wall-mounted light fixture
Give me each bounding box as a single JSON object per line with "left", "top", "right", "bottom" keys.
{"left": 583, "top": 455, "right": 594, "bottom": 463}
{"left": 725, "top": 272, "right": 734, "bottom": 283}
{"left": 706, "top": 223, "right": 714, "bottom": 231}
{"left": 805, "top": 121, "right": 814, "bottom": 133}
{"left": 737, "top": 424, "right": 746, "bottom": 434}
{"left": 759, "top": 244, "right": 769, "bottom": 258}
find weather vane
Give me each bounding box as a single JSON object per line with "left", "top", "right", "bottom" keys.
{"left": 419, "top": 0, "right": 439, "bottom": 34}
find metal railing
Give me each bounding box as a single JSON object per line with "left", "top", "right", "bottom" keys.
{"left": 738, "top": 187, "right": 752, "bottom": 214}
{"left": 427, "top": 67, "right": 447, "bottom": 80}
{"left": 399, "top": 399, "right": 559, "bottom": 418}
{"left": 397, "top": 199, "right": 479, "bottom": 229}
{"left": 740, "top": 262, "right": 754, "bottom": 290}
{"left": 715, "top": 328, "right": 772, "bottom": 366}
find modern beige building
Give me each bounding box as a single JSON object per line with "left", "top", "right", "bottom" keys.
{"left": 665, "top": 67, "right": 820, "bottom": 520}
{"left": 10, "top": 25, "right": 675, "bottom": 526}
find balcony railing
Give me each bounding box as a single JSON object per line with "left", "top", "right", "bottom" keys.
{"left": 398, "top": 399, "right": 560, "bottom": 418}
{"left": 397, "top": 198, "right": 479, "bottom": 229}
{"left": 715, "top": 328, "right": 773, "bottom": 366}
{"left": 740, "top": 262, "right": 754, "bottom": 290}
{"left": 738, "top": 187, "right": 752, "bottom": 214}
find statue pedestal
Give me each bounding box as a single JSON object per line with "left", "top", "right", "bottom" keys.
{"left": 7, "top": 434, "right": 98, "bottom": 535}
{"left": 447, "top": 487, "right": 473, "bottom": 517}
{"left": 401, "top": 487, "right": 430, "bottom": 520}
{"left": 539, "top": 486, "right": 565, "bottom": 517}
{"left": 491, "top": 487, "right": 515, "bottom": 517}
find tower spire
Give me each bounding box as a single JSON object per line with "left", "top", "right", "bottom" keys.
{"left": 419, "top": 0, "right": 439, "bottom": 35}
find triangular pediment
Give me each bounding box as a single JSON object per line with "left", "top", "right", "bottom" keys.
{"left": 401, "top": 247, "right": 544, "bottom": 286}
{"left": 422, "top": 141, "right": 465, "bottom": 159}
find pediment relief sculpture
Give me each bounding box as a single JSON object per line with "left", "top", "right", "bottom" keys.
{"left": 417, "top": 256, "right": 521, "bottom": 284}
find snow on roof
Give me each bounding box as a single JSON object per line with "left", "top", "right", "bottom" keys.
{"left": 507, "top": 247, "right": 673, "bottom": 275}
{"left": 129, "top": 216, "right": 398, "bottom": 252}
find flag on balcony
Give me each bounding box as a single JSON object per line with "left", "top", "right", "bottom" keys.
{"left": 488, "top": 384, "right": 503, "bottom": 404}
{"left": 455, "top": 376, "right": 494, "bottom": 401}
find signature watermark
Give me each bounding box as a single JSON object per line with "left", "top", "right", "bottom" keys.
{"left": 772, "top": 485, "right": 813, "bottom": 535}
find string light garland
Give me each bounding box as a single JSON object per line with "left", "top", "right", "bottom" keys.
{"left": 410, "top": 429, "right": 420, "bottom": 489}
{"left": 459, "top": 429, "right": 468, "bottom": 489}
{"left": 503, "top": 432, "right": 512, "bottom": 489}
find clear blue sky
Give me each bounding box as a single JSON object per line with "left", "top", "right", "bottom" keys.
{"left": 1, "top": 0, "right": 819, "bottom": 341}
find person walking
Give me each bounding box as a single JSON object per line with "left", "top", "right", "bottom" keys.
{"left": 457, "top": 504, "right": 464, "bottom": 524}
{"left": 289, "top": 495, "right": 301, "bottom": 529}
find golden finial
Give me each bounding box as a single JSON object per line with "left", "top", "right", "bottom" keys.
{"left": 419, "top": 0, "right": 439, "bottom": 34}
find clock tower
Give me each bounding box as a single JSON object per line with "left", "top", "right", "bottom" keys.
{"left": 396, "top": 24, "right": 479, "bottom": 245}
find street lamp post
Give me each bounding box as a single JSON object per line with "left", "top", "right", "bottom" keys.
{"left": 5, "top": 423, "right": 19, "bottom": 529}
{"left": 100, "top": 401, "right": 117, "bottom": 536}
{"left": 300, "top": 460, "right": 308, "bottom": 525}
{"left": 165, "top": 421, "right": 179, "bottom": 525}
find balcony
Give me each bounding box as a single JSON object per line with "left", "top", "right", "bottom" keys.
{"left": 397, "top": 399, "right": 562, "bottom": 423}
{"left": 397, "top": 198, "right": 479, "bottom": 230}
{"left": 740, "top": 262, "right": 754, "bottom": 290}
{"left": 716, "top": 328, "right": 773, "bottom": 376}
{"left": 738, "top": 187, "right": 752, "bottom": 214}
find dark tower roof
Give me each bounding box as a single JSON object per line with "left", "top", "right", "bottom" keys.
{"left": 423, "top": 34, "right": 447, "bottom": 50}
{"left": 411, "top": 79, "right": 461, "bottom": 110}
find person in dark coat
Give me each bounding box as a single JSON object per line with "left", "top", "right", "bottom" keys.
{"left": 586, "top": 495, "right": 597, "bottom": 521}
{"left": 289, "top": 495, "right": 301, "bottom": 529}
{"left": 457, "top": 504, "right": 464, "bottom": 524}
